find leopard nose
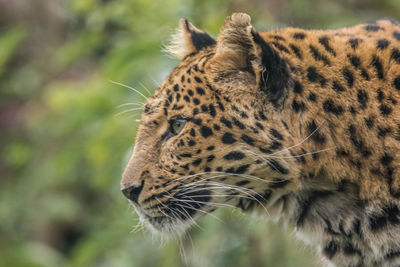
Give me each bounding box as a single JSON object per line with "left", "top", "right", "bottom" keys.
{"left": 121, "top": 180, "right": 144, "bottom": 203}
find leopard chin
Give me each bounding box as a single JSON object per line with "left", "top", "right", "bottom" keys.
{"left": 129, "top": 188, "right": 216, "bottom": 235}
{"left": 130, "top": 203, "right": 187, "bottom": 235}
{"left": 143, "top": 213, "right": 192, "bottom": 236}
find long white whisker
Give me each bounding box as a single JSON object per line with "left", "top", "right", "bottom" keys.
{"left": 115, "top": 107, "right": 144, "bottom": 117}
{"left": 172, "top": 201, "right": 223, "bottom": 222}
{"left": 161, "top": 186, "right": 224, "bottom": 222}
{"left": 176, "top": 232, "right": 188, "bottom": 265}
{"left": 179, "top": 180, "right": 261, "bottom": 196}
{"left": 170, "top": 171, "right": 271, "bottom": 185}
{"left": 177, "top": 183, "right": 270, "bottom": 215}
{"left": 182, "top": 183, "right": 267, "bottom": 203}
{"left": 181, "top": 193, "right": 259, "bottom": 200}
{"left": 238, "top": 152, "right": 282, "bottom": 173}
{"left": 148, "top": 75, "right": 161, "bottom": 87}
{"left": 269, "top": 121, "right": 326, "bottom": 155}
{"left": 117, "top": 103, "right": 145, "bottom": 108}
{"left": 245, "top": 146, "right": 334, "bottom": 160}
{"left": 139, "top": 82, "right": 153, "bottom": 96}
{"left": 178, "top": 173, "right": 283, "bottom": 191}
{"left": 158, "top": 187, "right": 203, "bottom": 230}
{"left": 128, "top": 114, "right": 143, "bottom": 120}
{"left": 155, "top": 199, "right": 175, "bottom": 222}
{"left": 110, "top": 80, "right": 148, "bottom": 100}
{"left": 131, "top": 223, "right": 145, "bottom": 234}
{"left": 170, "top": 171, "right": 285, "bottom": 212}
{"left": 169, "top": 197, "right": 238, "bottom": 209}
{"left": 193, "top": 180, "right": 271, "bottom": 198}
{"left": 170, "top": 205, "right": 204, "bottom": 231}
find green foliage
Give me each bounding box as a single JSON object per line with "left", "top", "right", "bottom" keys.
{"left": 0, "top": 27, "right": 25, "bottom": 76}
{"left": 1, "top": 0, "right": 399, "bottom": 266}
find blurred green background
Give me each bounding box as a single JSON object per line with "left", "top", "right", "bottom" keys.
{"left": 1, "top": 0, "right": 399, "bottom": 266}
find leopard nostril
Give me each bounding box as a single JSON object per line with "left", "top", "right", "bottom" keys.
{"left": 121, "top": 180, "right": 145, "bottom": 203}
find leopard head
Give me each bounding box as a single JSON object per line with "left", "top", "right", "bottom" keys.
{"left": 121, "top": 13, "right": 301, "bottom": 234}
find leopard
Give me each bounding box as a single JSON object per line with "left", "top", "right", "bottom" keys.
{"left": 120, "top": 13, "right": 400, "bottom": 266}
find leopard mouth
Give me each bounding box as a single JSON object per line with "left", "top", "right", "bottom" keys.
{"left": 132, "top": 188, "right": 214, "bottom": 234}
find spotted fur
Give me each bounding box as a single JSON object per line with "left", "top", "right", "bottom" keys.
{"left": 121, "top": 13, "right": 400, "bottom": 266}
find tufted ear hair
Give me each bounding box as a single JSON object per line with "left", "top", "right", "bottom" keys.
{"left": 209, "top": 13, "right": 291, "bottom": 105}
{"left": 164, "top": 19, "right": 216, "bottom": 59}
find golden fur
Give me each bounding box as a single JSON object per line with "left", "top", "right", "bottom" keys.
{"left": 121, "top": 13, "right": 400, "bottom": 266}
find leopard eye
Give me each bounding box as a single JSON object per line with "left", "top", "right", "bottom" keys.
{"left": 170, "top": 119, "right": 187, "bottom": 135}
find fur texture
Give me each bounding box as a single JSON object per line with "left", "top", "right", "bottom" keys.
{"left": 122, "top": 13, "right": 400, "bottom": 266}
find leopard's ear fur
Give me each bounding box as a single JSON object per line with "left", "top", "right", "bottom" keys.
{"left": 209, "top": 13, "right": 291, "bottom": 105}
{"left": 163, "top": 19, "right": 216, "bottom": 59}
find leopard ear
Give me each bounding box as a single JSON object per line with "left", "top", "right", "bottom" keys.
{"left": 209, "top": 13, "right": 291, "bottom": 105}
{"left": 212, "top": 13, "right": 260, "bottom": 72}
{"left": 164, "top": 19, "right": 216, "bottom": 59}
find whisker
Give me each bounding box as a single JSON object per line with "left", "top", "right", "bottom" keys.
{"left": 186, "top": 183, "right": 268, "bottom": 203}
{"left": 245, "top": 146, "right": 334, "bottom": 160}
{"left": 158, "top": 187, "right": 203, "bottom": 230}
{"left": 171, "top": 173, "right": 228, "bottom": 185}
{"left": 176, "top": 183, "right": 270, "bottom": 215}
{"left": 180, "top": 193, "right": 259, "bottom": 200}
{"left": 172, "top": 201, "right": 223, "bottom": 222}
{"left": 155, "top": 199, "right": 176, "bottom": 222}
{"left": 130, "top": 222, "right": 145, "bottom": 234}
{"left": 117, "top": 102, "right": 145, "bottom": 108}
{"left": 168, "top": 197, "right": 238, "bottom": 209}
{"left": 180, "top": 192, "right": 268, "bottom": 206}
{"left": 179, "top": 180, "right": 263, "bottom": 197}
{"left": 110, "top": 80, "right": 148, "bottom": 100}
{"left": 128, "top": 113, "right": 143, "bottom": 120}
{"left": 115, "top": 107, "right": 144, "bottom": 117}
{"left": 176, "top": 232, "right": 188, "bottom": 265}
{"left": 139, "top": 81, "right": 153, "bottom": 96}
{"left": 161, "top": 187, "right": 224, "bottom": 222}
{"left": 148, "top": 75, "right": 161, "bottom": 87}
{"left": 171, "top": 172, "right": 273, "bottom": 208}
{"left": 170, "top": 171, "right": 272, "bottom": 185}
{"left": 171, "top": 205, "right": 204, "bottom": 231}
{"left": 268, "top": 121, "right": 326, "bottom": 155}
{"left": 181, "top": 181, "right": 271, "bottom": 214}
